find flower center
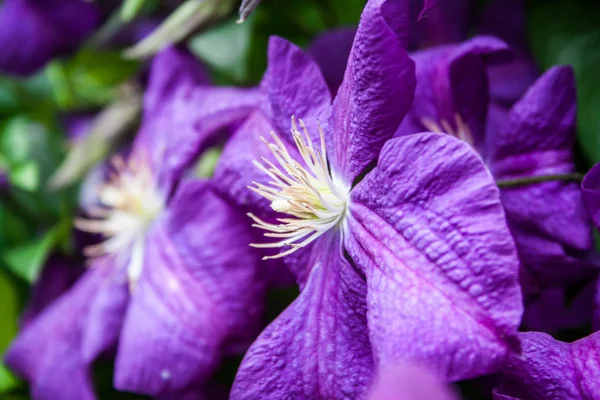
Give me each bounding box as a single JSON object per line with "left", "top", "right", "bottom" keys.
{"left": 75, "top": 154, "right": 164, "bottom": 285}
{"left": 248, "top": 117, "right": 349, "bottom": 260}
{"left": 421, "top": 113, "right": 474, "bottom": 146}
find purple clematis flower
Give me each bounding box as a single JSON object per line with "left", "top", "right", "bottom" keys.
{"left": 4, "top": 47, "right": 265, "bottom": 400}
{"left": 478, "top": 0, "right": 539, "bottom": 108}
{"left": 367, "top": 364, "right": 459, "bottom": 400}
{"left": 395, "top": 39, "right": 595, "bottom": 297}
{"left": 494, "top": 331, "right": 600, "bottom": 400}
{"left": 214, "top": 0, "right": 523, "bottom": 398}
{"left": 582, "top": 163, "right": 600, "bottom": 228}
{"left": 0, "top": 0, "right": 100, "bottom": 76}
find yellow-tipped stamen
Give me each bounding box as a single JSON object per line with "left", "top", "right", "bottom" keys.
{"left": 248, "top": 117, "right": 349, "bottom": 260}
{"left": 75, "top": 153, "right": 164, "bottom": 286}
{"left": 421, "top": 113, "right": 474, "bottom": 146}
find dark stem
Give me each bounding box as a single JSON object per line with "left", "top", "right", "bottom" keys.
{"left": 496, "top": 173, "right": 584, "bottom": 188}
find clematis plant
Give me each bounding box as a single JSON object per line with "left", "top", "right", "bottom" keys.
{"left": 395, "top": 38, "right": 596, "bottom": 297}
{"left": 4, "top": 47, "right": 265, "bottom": 400}
{"left": 214, "top": 0, "right": 523, "bottom": 398}
{"left": 494, "top": 331, "right": 600, "bottom": 399}
{"left": 0, "top": 0, "right": 100, "bottom": 76}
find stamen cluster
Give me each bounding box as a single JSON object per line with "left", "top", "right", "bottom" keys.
{"left": 75, "top": 154, "right": 164, "bottom": 282}
{"left": 422, "top": 113, "right": 474, "bottom": 146}
{"left": 248, "top": 117, "right": 348, "bottom": 259}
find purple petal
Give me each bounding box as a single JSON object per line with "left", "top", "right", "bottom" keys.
{"left": 487, "top": 58, "right": 539, "bottom": 108}
{"left": 115, "top": 180, "right": 265, "bottom": 396}
{"left": 262, "top": 36, "right": 332, "bottom": 148}
{"left": 346, "top": 133, "right": 523, "bottom": 381}
{"left": 499, "top": 332, "right": 600, "bottom": 399}
{"left": 213, "top": 111, "right": 276, "bottom": 216}
{"left": 21, "top": 256, "right": 83, "bottom": 326}
{"left": 142, "top": 47, "right": 209, "bottom": 116}
{"left": 488, "top": 66, "right": 577, "bottom": 170}
{"left": 367, "top": 364, "right": 459, "bottom": 400}
{"left": 308, "top": 28, "right": 356, "bottom": 96}
{"left": 81, "top": 263, "right": 129, "bottom": 362}
{"left": 230, "top": 233, "right": 373, "bottom": 400}
{"left": 395, "top": 35, "right": 511, "bottom": 152}
{"left": 488, "top": 66, "right": 592, "bottom": 264}
{"left": 331, "top": 0, "right": 415, "bottom": 185}
{"left": 409, "top": 0, "right": 471, "bottom": 49}
{"left": 582, "top": 163, "right": 600, "bottom": 228}
{"left": 0, "top": 0, "right": 99, "bottom": 76}
{"left": 522, "top": 285, "right": 595, "bottom": 334}
{"left": 479, "top": 0, "right": 528, "bottom": 53}
{"left": 134, "top": 47, "right": 261, "bottom": 193}
{"left": 479, "top": 0, "right": 539, "bottom": 108}
{"left": 4, "top": 267, "right": 111, "bottom": 400}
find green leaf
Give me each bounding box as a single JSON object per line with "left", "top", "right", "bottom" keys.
{"left": 189, "top": 16, "right": 253, "bottom": 83}
{"left": 47, "top": 49, "right": 140, "bottom": 110}
{"left": 0, "top": 365, "right": 19, "bottom": 394}
{"left": 10, "top": 162, "right": 39, "bottom": 192}
{"left": 0, "top": 269, "right": 22, "bottom": 393}
{"left": 2, "top": 219, "right": 70, "bottom": 283}
{"left": 527, "top": 0, "right": 600, "bottom": 164}
{"left": 120, "top": 0, "right": 148, "bottom": 22}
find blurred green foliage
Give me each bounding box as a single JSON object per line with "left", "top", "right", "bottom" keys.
{"left": 527, "top": 0, "right": 600, "bottom": 165}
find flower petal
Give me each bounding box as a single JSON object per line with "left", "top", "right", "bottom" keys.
{"left": 367, "top": 364, "right": 459, "bottom": 400}
{"left": 331, "top": 0, "right": 415, "bottom": 184}
{"left": 489, "top": 66, "right": 592, "bottom": 260}
{"left": 21, "top": 256, "right": 83, "bottom": 326}
{"left": 134, "top": 47, "right": 261, "bottom": 192}
{"left": 4, "top": 267, "right": 112, "bottom": 400}
{"left": 213, "top": 111, "right": 276, "bottom": 216}
{"left": 499, "top": 332, "right": 600, "bottom": 399}
{"left": 395, "top": 35, "right": 510, "bottom": 152}
{"left": 582, "top": 163, "right": 600, "bottom": 228}
{"left": 81, "top": 263, "right": 129, "bottom": 363}
{"left": 409, "top": 0, "right": 471, "bottom": 49}
{"left": 114, "top": 180, "right": 265, "bottom": 396}
{"left": 308, "top": 28, "right": 356, "bottom": 96}
{"left": 230, "top": 233, "right": 373, "bottom": 400}
{"left": 262, "top": 36, "right": 332, "bottom": 147}
{"left": 142, "top": 46, "right": 210, "bottom": 116}
{"left": 0, "top": 0, "right": 99, "bottom": 76}
{"left": 346, "top": 133, "right": 523, "bottom": 380}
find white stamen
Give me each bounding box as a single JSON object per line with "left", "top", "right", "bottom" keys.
{"left": 421, "top": 113, "right": 474, "bottom": 146}
{"left": 248, "top": 116, "right": 349, "bottom": 260}
{"left": 75, "top": 154, "right": 164, "bottom": 287}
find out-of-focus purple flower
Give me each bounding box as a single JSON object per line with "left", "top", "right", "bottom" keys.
{"left": 0, "top": 0, "right": 100, "bottom": 76}
{"left": 4, "top": 47, "right": 265, "bottom": 400}
{"left": 214, "top": 0, "right": 522, "bottom": 398}
{"left": 409, "top": 0, "right": 472, "bottom": 50}
{"left": 396, "top": 39, "right": 595, "bottom": 296}
{"left": 307, "top": 27, "right": 356, "bottom": 96}
{"left": 479, "top": 0, "right": 539, "bottom": 107}
{"left": 522, "top": 284, "right": 596, "bottom": 335}
{"left": 494, "top": 331, "right": 600, "bottom": 399}
{"left": 367, "top": 364, "right": 460, "bottom": 400}
{"left": 20, "top": 256, "right": 84, "bottom": 327}
{"left": 582, "top": 163, "right": 600, "bottom": 228}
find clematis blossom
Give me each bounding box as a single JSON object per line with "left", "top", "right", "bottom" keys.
{"left": 4, "top": 47, "right": 265, "bottom": 400}
{"left": 582, "top": 163, "right": 600, "bottom": 229}
{"left": 0, "top": 0, "right": 100, "bottom": 76}
{"left": 395, "top": 39, "right": 595, "bottom": 297}
{"left": 494, "top": 331, "right": 600, "bottom": 400}
{"left": 214, "top": 0, "right": 523, "bottom": 398}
